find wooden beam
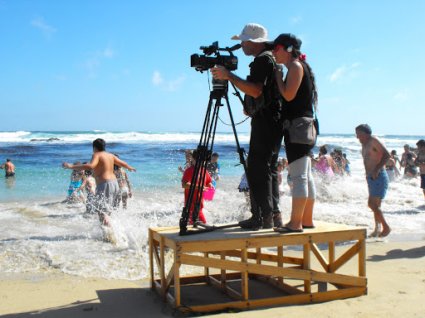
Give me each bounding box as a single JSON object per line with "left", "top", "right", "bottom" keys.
{"left": 359, "top": 238, "right": 366, "bottom": 277}
{"left": 303, "top": 242, "right": 311, "bottom": 293}
{"left": 241, "top": 247, "right": 249, "bottom": 300}
{"left": 209, "top": 275, "right": 241, "bottom": 300}
{"left": 173, "top": 249, "right": 181, "bottom": 307}
{"left": 310, "top": 242, "right": 329, "bottom": 271}
{"left": 329, "top": 241, "right": 361, "bottom": 273}
{"left": 160, "top": 237, "right": 166, "bottom": 298}
{"left": 149, "top": 229, "right": 154, "bottom": 289}
{"left": 164, "top": 264, "right": 175, "bottom": 295}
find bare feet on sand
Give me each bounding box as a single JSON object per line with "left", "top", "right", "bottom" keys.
{"left": 368, "top": 229, "right": 380, "bottom": 238}
{"left": 379, "top": 227, "right": 391, "bottom": 238}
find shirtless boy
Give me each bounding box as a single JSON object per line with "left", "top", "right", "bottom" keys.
{"left": 355, "top": 124, "right": 391, "bottom": 238}
{"left": 63, "top": 138, "right": 136, "bottom": 225}
{"left": 415, "top": 139, "right": 425, "bottom": 199}
{"left": 1, "top": 159, "right": 15, "bottom": 178}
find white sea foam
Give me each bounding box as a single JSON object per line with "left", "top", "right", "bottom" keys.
{"left": 1, "top": 131, "right": 425, "bottom": 280}
{"left": 1, "top": 171, "right": 425, "bottom": 280}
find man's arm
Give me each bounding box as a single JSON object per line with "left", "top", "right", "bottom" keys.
{"left": 114, "top": 156, "right": 136, "bottom": 172}
{"left": 372, "top": 139, "right": 390, "bottom": 179}
{"left": 63, "top": 154, "right": 99, "bottom": 170}
{"left": 210, "top": 66, "right": 263, "bottom": 98}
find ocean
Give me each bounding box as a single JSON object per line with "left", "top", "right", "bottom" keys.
{"left": 1, "top": 131, "right": 425, "bottom": 280}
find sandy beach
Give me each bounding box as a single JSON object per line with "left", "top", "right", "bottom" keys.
{"left": 1, "top": 239, "right": 424, "bottom": 318}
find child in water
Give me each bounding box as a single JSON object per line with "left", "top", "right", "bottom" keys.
{"left": 182, "top": 149, "right": 213, "bottom": 224}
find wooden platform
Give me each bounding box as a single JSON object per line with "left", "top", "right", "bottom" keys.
{"left": 149, "top": 221, "right": 367, "bottom": 313}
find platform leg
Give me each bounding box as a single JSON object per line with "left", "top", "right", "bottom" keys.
{"left": 174, "top": 249, "right": 181, "bottom": 307}
{"left": 303, "top": 242, "right": 311, "bottom": 293}
{"left": 359, "top": 238, "right": 366, "bottom": 277}
{"left": 241, "top": 247, "right": 249, "bottom": 301}
{"left": 220, "top": 251, "right": 226, "bottom": 289}
{"left": 160, "top": 237, "right": 166, "bottom": 299}
{"left": 149, "top": 229, "right": 154, "bottom": 289}
{"left": 277, "top": 246, "right": 284, "bottom": 284}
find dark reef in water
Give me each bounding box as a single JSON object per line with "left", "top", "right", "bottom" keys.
{"left": 30, "top": 138, "right": 60, "bottom": 142}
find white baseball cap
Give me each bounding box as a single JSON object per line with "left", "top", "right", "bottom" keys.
{"left": 231, "top": 23, "right": 269, "bottom": 43}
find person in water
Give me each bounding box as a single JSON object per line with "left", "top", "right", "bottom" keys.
{"left": 313, "top": 145, "right": 336, "bottom": 181}
{"left": 355, "top": 124, "right": 391, "bottom": 238}
{"left": 65, "top": 161, "right": 86, "bottom": 204}
{"left": 63, "top": 138, "right": 136, "bottom": 226}
{"left": 181, "top": 149, "right": 213, "bottom": 224}
{"left": 1, "top": 159, "right": 15, "bottom": 178}
{"left": 415, "top": 139, "right": 425, "bottom": 199}
{"left": 113, "top": 154, "right": 133, "bottom": 209}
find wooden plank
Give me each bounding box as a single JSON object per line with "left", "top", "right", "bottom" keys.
{"left": 152, "top": 243, "right": 161, "bottom": 275}
{"left": 220, "top": 251, "right": 226, "bottom": 288}
{"left": 359, "top": 238, "right": 366, "bottom": 277}
{"left": 329, "top": 241, "right": 361, "bottom": 273}
{"left": 241, "top": 248, "right": 249, "bottom": 300}
{"left": 303, "top": 242, "right": 311, "bottom": 293}
{"left": 247, "top": 235, "right": 310, "bottom": 248}
{"left": 149, "top": 228, "right": 154, "bottom": 288}
{"left": 312, "top": 287, "right": 367, "bottom": 303}
{"left": 180, "top": 254, "right": 310, "bottom": 281}
{"left": 256, "top": 247, "right": 261, "bottom": 264}
{"left": 277, "top": 246, "right": 283, "bottom": 284}
{"left": 310, "top": 242, "right": 329, "bottom": 271}
{"left": 254, "top": 275, "right": 304, "bottom": 295}
{"left": 311, "top": 230, "right": 364, "bottom": 244}
{"left": 174, "top": 249, "right": 181, "bottom": 307}
{"left": 164, "top": 264, "right": 175, "bottom": 295}
{"left": 204, "top": 252, "right": 210, "bottom": 278}
{"left": 187, "top": 293, "right": 312, "bottom": 313}
{"left": 209, "top": 275, "right": 241, "bottom": 300}
{"left": 329, "top": 241, "right": 335, "bottom": 265}
{"left": 311, "top": 271, "right": 366, "bottom": 287}
{"left": 160, "top": 237, "right": 166, "bottom": 298}
{"left": 209, "top": 250, "right": 304, "bottom": 266}
{"left": 179, "top": 239, "right": 246, "bottom": 252}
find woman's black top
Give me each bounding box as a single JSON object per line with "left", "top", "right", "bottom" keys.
{"left": 283, "top": 62, "right": 315, "bottom": 164}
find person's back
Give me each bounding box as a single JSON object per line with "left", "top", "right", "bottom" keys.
{"left": 5, "top": 161, "right": 15, "bottom": 173}
{"left": 2, "top": 159, "right": 15, "bottom": 177}
{"left": 92, "top": 151, "right": 117, "bottom": 184}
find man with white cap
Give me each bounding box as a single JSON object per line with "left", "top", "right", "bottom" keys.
{"left": 211, "top": 23, "right": 283, "bottom": 230}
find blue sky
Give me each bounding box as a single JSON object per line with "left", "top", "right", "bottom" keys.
{"left": 1, "top": 0, "right": 424, "bottom": 135}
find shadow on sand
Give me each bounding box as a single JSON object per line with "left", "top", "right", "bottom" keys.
{"left": 0, "top": 288, "right": 177, "bottom": 318}
{"left": 368, "top": 245, "right": 425, "bottom": 262}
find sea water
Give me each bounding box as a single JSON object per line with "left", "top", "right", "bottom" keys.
{"left": 0, "top": 131, "right": 425, "bottom": 280}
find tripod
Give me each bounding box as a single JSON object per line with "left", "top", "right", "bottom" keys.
{"left": 179, "top": 79, "right": 250, "bottom": 236}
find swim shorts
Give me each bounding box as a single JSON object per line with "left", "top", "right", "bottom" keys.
{"left": 366, "top": 169, "right": 389, "bottom": 199}
{"left": 421, "top": 174, "right": 425, "bottom": 189}
{"left": 94, "top": 180, "right": 119, "bottom": 214}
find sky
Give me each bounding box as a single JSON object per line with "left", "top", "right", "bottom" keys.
{"left": 0, "top": 0, "right": 424, "bottom": 135}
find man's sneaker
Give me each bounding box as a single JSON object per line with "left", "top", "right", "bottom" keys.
{"left": 262, "top": 214, "right": 273, "bottom": 229}
{"left": 273, "top": 212, "right": 283, "bottom": 228}
{"left": 239, "top": 217, "right": 262, "bottom": 231}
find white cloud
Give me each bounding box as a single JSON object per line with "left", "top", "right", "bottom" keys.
{"left": 290, "top": 16, "right": 302, "bottom": 25}
{"left": 393, "top": 90, "right": 408, "bottom": 102}
{"left": 31, "top": 17, "right": 56, "bottom": 39}
{"left": 152, "top": 71, "right": 185, "bottom": 91}
{"left": 152, "top": 71, "right": 163, "bottom": 85}
{"left": 82, "top": 46, "right": 116, "bottom": 78}
{"left": 329, "top": 63, "right": 360, "bottom": 82}
{"left": 102, "top": 47, "right": 115, "bottom": 58}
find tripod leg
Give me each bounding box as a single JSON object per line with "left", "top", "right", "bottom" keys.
{"left": 223, "top": 93, "right": 262, "bottom": 230}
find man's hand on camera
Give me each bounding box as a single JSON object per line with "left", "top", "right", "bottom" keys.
{"left": 211, "top": 65, "right": 230, "bottom": 81}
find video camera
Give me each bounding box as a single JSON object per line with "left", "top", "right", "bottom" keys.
{"left": 190, "top": 41, "right": 239, "bottom": 72}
